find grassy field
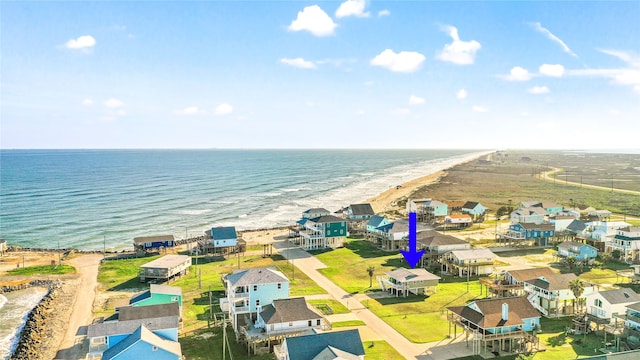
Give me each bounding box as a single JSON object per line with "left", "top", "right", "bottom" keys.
{"left": 97, "top": 253, "right": 326, "bottom": 331}
{"left": 332, "top": 320, "right": 366, "bottom": 327}
{"left": 365, "top": 278, "right": 484, "bottom": 343}
{"left": 7, "top": 264, "right": 76, "bottom": 275}
{"left": 409, "top": 151, "right": 640, "bottom": 217}
{"left": 314, "top": 239, "right": 406, "bottom": 294}
{"left": 179, "top": 327, "right": 272, "bottom": 360}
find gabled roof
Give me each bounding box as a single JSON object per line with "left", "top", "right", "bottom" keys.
{"left": 311, "top": 346, "right": 361, "bottom": 360}
{"left": 423, "top": 199, "right": 447, "bottom": 208}
{"left": 259, "top": 297, "right": 320, "bottom": 325}
{"left": 506, "top": 267, "right": 555, "bottom": 283}
{"left": 518, "top": 222, "right": 555, "bottom": 231}
{"left": 462, "top": 201, "right": 480, "bottom": 210}
{"left": 513, "top": 207, "right": 547, "bottom": 216}
{"left": 627, "top": 302, "right": 640, "bottom": 312}
{"left": 450, "top": 248, "right": 496, "bottom": 261}
{"left": 133, "top": 234, "right": 175, "bottom": 244}
{"left": 150, "top": 284, "right": 182, "bottom": 296}
{"left": 597, "top": 288, "right": 640, "bottom": 305}
{"left": 87, "top": 315, "right": 179, "bottom": 338}
{"left": 117, "top": 302, "right": 180, "bottom": 321}
{"left": 567, "top": 220, "right": 587, "bottom": 232}
{"left": 367, "top": 215, "right": 388, "bottom": 228}
{"left": 558, "top": 241, "right": 595, "bottom": 250}
{"left": 284, "top": 329, "right": 364, "bottom": 360}
{"left": 520, "top": 200, "right": 541, "bottom": 208}
{"left": 448, "top": 297, "right": 539, "bottom": 329}
{"left": 304, "top": 208, "right": 330, "bottom": 214}
{"left": 386, "top": 268, "right": 440, "bottom": 282}
{"left": 297, "top": 218, "right": 309, "bottom": 226}
{"left": 416, "top": 231, "right": 468, "bottom": 247}
{"left": 541, "top": 201, "right": 561, "bottom": 209}
{"left": 525, "top": 273, "right": 578, "bottom": 291}
{"left": 225, "top": 267, "right": 288, "bottom": 287}
{"left": 211, "top": 226, "right": 237, "bottom": 240}
{"left": 348, "top": 203, "right": 374, "bottom": 216}
{"left": 309, "top": 215, "right": 346, "bottom": 224}
{"left": 102, "top": 325, "right": 181, "bottom": 360}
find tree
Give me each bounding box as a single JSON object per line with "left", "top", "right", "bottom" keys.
{"left": 611, "top": 249, "right": 621, "bottom": 261}
{"left": 565, "top": 256, "right": 576, "bottom": 269}
{"left": 367, "top": 266, "right": 375, "bottom": 288}
{"left": 569, "top": 278, "right": 585, "bottom": 314}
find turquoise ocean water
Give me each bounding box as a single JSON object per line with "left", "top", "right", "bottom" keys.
{"left": 0, "top": 149, "right": 488, "bottom": 250}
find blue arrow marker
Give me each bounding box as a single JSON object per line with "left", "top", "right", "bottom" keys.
{"left": 400, "top": 212, "right": 425, "bottom": 268}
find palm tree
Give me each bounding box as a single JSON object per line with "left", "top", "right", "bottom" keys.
{"left": 569, "top": 278, "right": 585, "bottom": 314}
{"left": 367, "top": 266, "right": 375, "bottom": 288}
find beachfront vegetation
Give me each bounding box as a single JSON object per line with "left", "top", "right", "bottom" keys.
{"left": 7, "top": 264, "right": 76, "bottom": 275}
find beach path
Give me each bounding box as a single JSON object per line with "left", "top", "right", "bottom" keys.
{"left": 55, "top": 254, "right": 103, "bottom": 360}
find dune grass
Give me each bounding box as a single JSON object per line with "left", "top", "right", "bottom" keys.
{"left": 8, "top": 264, "right": 76, "bottom": 275}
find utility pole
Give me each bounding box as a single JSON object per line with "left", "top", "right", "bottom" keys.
{"left": 467, "top": 262, "right": 470, "bottom": 293}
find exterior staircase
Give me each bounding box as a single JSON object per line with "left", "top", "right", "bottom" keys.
{"left": 527, "top": 292, "right": 548, "bottom": 316}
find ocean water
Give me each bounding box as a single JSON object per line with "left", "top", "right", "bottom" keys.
{"left": 0, "top": 149, "right": 488, "bottom": 250}
{"left": 0, "top": 288, "right": 48, "bottom": 359}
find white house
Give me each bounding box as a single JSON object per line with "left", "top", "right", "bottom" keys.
{"left": 606, "top": 227, "right": 640, "bottom": 264}
{"left": 220, "top": 267, "right": 290, "bottom": 334}
{"left": 585, "top": 288, "right": 640, "bottom": 323}
{"left": 510, "top": 207, "right": 547, "bottom": 225}
{"left": 377, "top": 268, "right": 440, "bottom": 297}
{"left": 255, "top": 297, "right": 325, "bottom": 336}
{"left": 523, "top": 273, "right": 595, "bottom": 317}
{"left": 442, "top": 248, "right": 496, "bottom": 277}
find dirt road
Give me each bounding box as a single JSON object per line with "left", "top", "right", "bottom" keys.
{"left": 541, "top": 168, "right": 640, "bottom": 196}
{"left": 55, "top": 254, "right": 103, "bottom": 360}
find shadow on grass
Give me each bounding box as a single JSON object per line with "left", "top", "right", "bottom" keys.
{"left": 546, "top": 333, "right": 568, "bottom": 347}
{"left": 108, "top": 277, "right": 147, "bottom": 292}
{"left": 376, "top": 294, "right": 429, "bottom": 305}
{"left": 497, "top": 248, "right": 548, "bottom": 257}
{"left": 347, "top": 240, "right": 398, "bottom": 259}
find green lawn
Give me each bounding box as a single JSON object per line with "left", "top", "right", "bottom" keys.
{"left": 535, "top": 317, "right": 607, "bottom": 360}
{"left": 7, "top": 264, "right": 76, "bottom": 276}
{"left": 365, "top": 279, "right": 485, "bottom": 343}
{"left": 307, "top": 299, "right": 350, "bottom": 314}
{"left": 179, "top": 327, "right": 272, "bottom": 360}
{"left": 332, "top": 320, "right": 366, "bottom": 327}
{"left": 315, "top": 239, "right": 407, "bottom": 294}
{"left": 362, "top": 340, "right": 404, "bottom": 360}
{"left": 97, "top": 253, "right": 326, "bottom": 331}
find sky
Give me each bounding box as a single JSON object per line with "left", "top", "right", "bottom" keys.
{"left": 1, "top": 1, "right": 639, "bottom": 150}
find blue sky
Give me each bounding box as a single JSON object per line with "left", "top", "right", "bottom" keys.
{"left": 2, "top": 1, "right": 639, "bottom": 149}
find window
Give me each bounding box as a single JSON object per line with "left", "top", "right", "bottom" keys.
{"left": 152, "top": 346, "right": 158, "bottom": 351}
{"left": 256, "top": 299, "right": 260, "bottom": 306}
{"left": 317, "top": 319, "right": 321, "bottom": 326}
{"left": 308, "top": 320, "right": 312, "bottom": 326}
{"left": 253, "top": 285, "right": 258, "bottom": 292}
{"left": 171, "top": 296, "right": 178, "bottom": 301}
{"left": 595, "top": 299, "right": 603, "bottom": 307}
{"left": 289, "top": 322, "right": 293, "bottom": 327}
{"left": 277, "top": 283, "right": 282, "bottom": 290}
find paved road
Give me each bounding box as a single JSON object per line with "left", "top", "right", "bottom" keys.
{"left": 273, "top": 241, "right": 470, "bottom": 360}
{"left": 55, "top": 254, "right": 103, "bottom": 360}
{"left": 541, "top": 168, "right": 640, "bottom": 196}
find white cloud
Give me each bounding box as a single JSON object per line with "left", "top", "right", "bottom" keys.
{"left": 537, "top": 121, "right": 555, "bottom": 129}
{"left": 567, "top": 50, "right": 640, "bottom": 94}
{"left": 409, "top": 95, "right": 425, "bottom": 105}
{"left": 530, "top": 22, "right": 577, "bottom": 57}
{"left": 177, "top": 106, "right": 202, "bottom": 115}
{"left": 528, "top": 86, "right": 550, "bottom": 94}
{"left": 436, "top": 25, "right": 481, "bottom": 65}
{"left": 472, "top": 105, "right": 488, "bottom": 113}
{"left": 539, "top": 64, "right": 565, "bottom": 77}
{"left": 65, "top": 35, "right": 96, "bottom": 49}
{"left": 504, "top": 66, "right": 532, "bottom": 81}
{"left": 456, "top": 89, "right": 467, "bottom": 100}
{"left": 82, "top": 99, "right": 93, "bottom": 106}
{"left": 280, "top": 58, "right": 317, "bottom": 69}
{"left": 104, "top": 98, "right": 124, "bottom": 108}
{"left": 215, "top": 103, "right": 233, "bottom": 116}
{"left": 288, "top": 5, "right": 337, "bottom": 37}
{"left": 393, "top": 108, "right": 410, "bottom": 115}
{"left": 370, "top": 49, "right": 425, "bottom": 73}
{"left": 599, "top": 49, "right": 640, "bottom": 67}
{"left": 378, "top": 9, "right": 390, "bottom": 17}
{"left": 336, "top": 0, "right": 370, "bottom": 18}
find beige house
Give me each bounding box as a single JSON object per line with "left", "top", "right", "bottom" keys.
{"left": 378, "top": 268, "right": 440, "bottom": 297}
{"left": 443, "top": 248, "right": 497, "bottom": 277}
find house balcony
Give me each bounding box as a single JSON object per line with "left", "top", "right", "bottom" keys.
{"left": 626, "top": 313, "right": 640, "bottom": 326}
{"left": 274, "top": 344, "right": 286, "bottom": 360}
{"left": 88, "top": 344, "right": 108, "bottom": 353}
{"left": 298, "top": 230, "right": 324, "bottom": 240}
{"left": 479, "top": 278, "right": 524, "bottom": 293}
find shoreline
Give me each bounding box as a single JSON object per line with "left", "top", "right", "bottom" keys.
{"left": 3, "top": 151, "right": 492, "bottom": 253}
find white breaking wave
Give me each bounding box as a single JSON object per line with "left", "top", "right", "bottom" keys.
{"left": 0, "top": 295, "right": 6, "bottom": 310}
{"left": 178, "top": 209, "right": 212, "bottom": 215}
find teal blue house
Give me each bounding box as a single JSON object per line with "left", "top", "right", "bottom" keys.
{"left": 101, "top": 325, "right": 181, "bottom": 360}
{"left": 210, "top": 226, "right": 238, "bottom": 248}
{"left": 298, "top": 215, "right": 348, "bottom": 250}
{"left": 366, "top": 215, "right": 390, "bottom": 233}
{"left": 557, "top": 241, "right": 598, "bottom": 260}
{"left": 423, "top": 199, "right": 448, "bottom": 217}
{"left": 130, "top": 284, "right": 182, "bottom": 309}
{"left": 462, "top": 201, "right": 487, "bottom": 220}
{"left": 507, "top": 222, "right": 555, "bottom": 246}
{"left": 87, "top": 315, "right": 180, "bottom": 359}
{"left": 447, "top": 297, "right": 541, "bottom": 353}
